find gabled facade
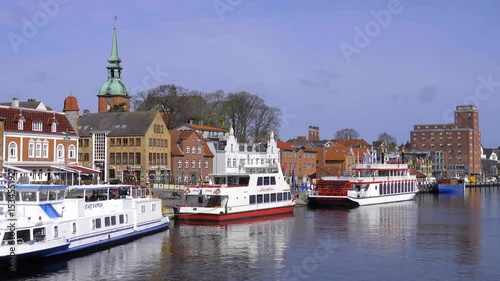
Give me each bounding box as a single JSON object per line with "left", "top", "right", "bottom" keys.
{"left": 169, "top": 130, "right": 214, "bottom": 184}
{"left": 0, "top": 104, "right": 81, "bottom": 184}
{"left": 216, "top": 128, "right": 279, "bottom": 175}
{"left": 78, "top": 111, "right": 171, "bottom": 185}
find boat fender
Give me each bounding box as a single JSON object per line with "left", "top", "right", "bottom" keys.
{"left": 184, "top": 188, "right": 190, "bottom": 194}
{"left": 357, "top": 192, "right": 361, "bottom": 198}
{"left": 214, "top": 188, "right": 221, "bottom": 195}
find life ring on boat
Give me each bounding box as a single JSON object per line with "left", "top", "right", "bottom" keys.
{"left": 214, "top": 188, "right": 221, "bottom": 195}
{"left": 184, "top": 188, "right": 190, "bottom": 194}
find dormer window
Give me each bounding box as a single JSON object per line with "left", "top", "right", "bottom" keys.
{"left": 33, "top": 121, "right": 43, "bottom": 131}
{"left": 51, "top": 122, "right": 57, "bottom": 132}
{"left": 18, "top": 120, "right": 24, "bottom": 130}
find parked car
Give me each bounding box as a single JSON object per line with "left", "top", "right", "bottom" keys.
{"left": 104, "top": 179, "right": 123, "bottom": 185}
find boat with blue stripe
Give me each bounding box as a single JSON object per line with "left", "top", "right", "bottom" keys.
{"left": 0, "top": 183, "right": 170, "bottom": 266}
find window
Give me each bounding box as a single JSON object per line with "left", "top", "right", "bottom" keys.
{"left": 197, "top": 146, "right": 202, "bottom": 154}
{"left": 271, "top": 193, "right": 277, "bottom": 202}
{"left": 129, "top": 138, "right": 134, "bottom": 146}
{"left": 95, "top": 218, "right": 102, "bottom": 228}
{"left": 105, "top": 217, "right": 111, "bottom": 227}
{"left": 18, "top": 120, "right": 24, "bottom": 130}
{"left": 141, "top": 205, "right": 146, "bottom": 213}
{"left": 191, "top": 160, "right": 196, "bottom": 168}
{"left": 57, "top": 144, "right": 64, "bottom": 160}
{"left": 249, "top": 195, "right": 256, "bottom": 204}
{"left": 136, "top": 153, "right": 141, "bottom": 164}
{"left": 111, "top": 216, "right": 117, "bottom": 225}
{"left": 42, "top": 142, "right": 49, "bottom": 158}
{"left": 35, "top": 141, "right": 42, "bottom": 158}
{"left": 72, "top": 223, "right": 76, "bottom": 234}
{"left": 129, "top": 153, "right": 134, "bottom": 164}
{"left": 54, "top": 226, "right": 59, "bottom": 238}
{"left": 178, "top": 160, "right": 182, "bottom": 168}
{"left": 152, "top": 204, "right": 156, "bottom": 211}
{"left": 257, "top": 177, "right": 263, "bottom": 186}
{"left": 123, "top": 153, "right": 128, "bottom": 164}
{"left": 136, "top": 138, "right": 141, "bottom": 146}
{"left": 119, "top": 214, "right": 124, "bottom": 224}
{"left": 110, "top": 139, "right": 115, "bottom": 146}
{"left": 186, "top": 146, "right": 190, "bottom": 154}
{"left": 198, "top": 160, "right": 202, "bottom": 169}
{"left": 205, "top": 160, "right": 208, "bottom": 169}
{"left": 51, "top": 122, "right": 57, "bottom": 132}
{"left": 123, "top": 138, "right": 128, "bottom": 146}
{"left": 256, "top": 194, "right": 263, "bottom": 203}
{"left": 110, "top": 153, "right": 115, "bottom": 165}
{"left": 28, "top": 141, "right": 35, "bottom": 157}
{"left": 6, "top": 141, "right": 18, "bottom": 161}
{"left": 185, "top": 160, "right": 189, "bottom": 168}
{"left": 68, "top": 145, "right": 76, "bottom": 158}
{"left": 264, "top": 194, "right": 270, "bottom": 202}
{"left": 116, "top": 138, "right": 122, "bottom": 146}
{"left": 32, "top": 121, "right": 43, "bottom": 131}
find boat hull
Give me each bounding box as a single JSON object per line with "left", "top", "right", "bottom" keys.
{"left": 0, "top": 242, "right": 70, "bottom": 265}
{"left": 437, "top": 184, "right": 464, "bottom": 194}
{"left": 174, "top": 205, "right": 295, "bottom": 222}
{"left": 308, "top": 193, "right": 417, "bottom": 208}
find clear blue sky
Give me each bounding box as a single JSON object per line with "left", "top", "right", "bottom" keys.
{"left": 2, "top": 0, "right": 500, "bottom": 147}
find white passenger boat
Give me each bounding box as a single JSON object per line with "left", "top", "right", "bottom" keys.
{"left": 0, "top": 183, "right": 170, "bottom": 265}
{"left": 308, "top": 163, "right": 418, "bottom": 207}
{"left": 173, "top": 160, "right": 296, "bottom": 222}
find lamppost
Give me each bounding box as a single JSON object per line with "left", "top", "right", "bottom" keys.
{"left": 64, "top": 132, "right": 70, "bottom": 185}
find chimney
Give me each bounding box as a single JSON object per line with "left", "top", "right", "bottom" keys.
{"left": 83, "top": 109, "right": 90, "bottom": 115}
{"left": 12, "top": 98, "right": 19, "bottom": 107}
{"left": 27, "top": 98, "right": 36, "bottom": 102}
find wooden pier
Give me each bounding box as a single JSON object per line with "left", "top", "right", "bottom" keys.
{"left": 465, "top": 182, "right": 500, "bottom": 188}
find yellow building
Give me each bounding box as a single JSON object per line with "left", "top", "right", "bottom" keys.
{"left": 78, "top": 111, "right": 171, "bottom": 185}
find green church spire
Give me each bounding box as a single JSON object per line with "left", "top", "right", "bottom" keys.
{"left": 98, "top": 16, "right": 129, "bottom": 97}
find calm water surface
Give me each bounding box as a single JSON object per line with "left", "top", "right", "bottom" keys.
{"left": 5, "top": 188, "right": 500, "bottom": 281}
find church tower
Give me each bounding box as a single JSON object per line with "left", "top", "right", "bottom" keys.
{"left": 97, "top": 18, "right": 130, "bottom": 113}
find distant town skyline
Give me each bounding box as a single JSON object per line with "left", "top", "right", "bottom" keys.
{"left": 2, "top": 0, "right": 500, "bottom": 147}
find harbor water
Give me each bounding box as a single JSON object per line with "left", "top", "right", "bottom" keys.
{"left": 5, "top": 188, "right": 500, "bottom": 281}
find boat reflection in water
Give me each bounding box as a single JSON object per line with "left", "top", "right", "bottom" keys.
{"left": 156, "top": 213, "right": 295, "bottom": 281}
{"left": 4, "top": 231, "right": 169, "bottom": 281}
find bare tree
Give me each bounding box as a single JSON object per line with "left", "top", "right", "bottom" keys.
{"left": 250, "top": 104, "right": 281, "bottom": 142}
{"left": 335, "top": 128, "right": 360, "bottom": 139}
{"left": 377, "top": 132, "right": 397, "bottom": 145}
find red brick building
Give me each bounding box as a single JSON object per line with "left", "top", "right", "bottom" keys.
{"left": 410, "top": 105, "right": 481, "bottom": 177}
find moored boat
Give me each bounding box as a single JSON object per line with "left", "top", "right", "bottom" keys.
{"left": 0, "top": 183, "right": 170, "bottom": 266}
{"left": 173, "top": 159, "right": 296, "bottom": 222}
{"left": 308, "top": 163, "right": 418, "bottom": 208}
{"left": 437, "top": 178, "right": 464, "bottom": 194}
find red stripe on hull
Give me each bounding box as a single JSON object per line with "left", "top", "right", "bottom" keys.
{"left": 175, "top": 206, "right": 295, "bottom": 222}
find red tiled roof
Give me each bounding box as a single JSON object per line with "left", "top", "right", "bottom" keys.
{"left": 277, "top": 141, "right": 294, "bottom": 150}
{"left": 0, "top": 107, "right": 76, "bottom": 135}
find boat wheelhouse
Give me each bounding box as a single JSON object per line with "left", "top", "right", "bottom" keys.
{"left": 0, "top": 184, "right": 169, "bottom": 265}
{"left": 308, "top": 163, "right": 418, "bottom": 207}
{"left": 173, "top": 160, "right": 295, "bottom": 222}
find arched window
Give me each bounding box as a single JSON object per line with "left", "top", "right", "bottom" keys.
{"left": 8, "top": 142, "right": 18, "bottom": 161}
{"left": 57, "top": 144, "right": 64, "bottom": 161}
{"left": 68, "top": 145, "right": 76, "bottom": 159}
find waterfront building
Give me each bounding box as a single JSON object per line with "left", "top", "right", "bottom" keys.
{"left": 410, "top": 105, "right": 482, "bottom": 177}
{"left": 169, "top": 130, "right": 213, "bottom": 184}
{"left": 0, "top": 98, "right": 87, "bottom": 184}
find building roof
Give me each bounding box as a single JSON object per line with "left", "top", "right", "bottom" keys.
{"left": 0, "top": 99, "right": 53, "bottom": 111}
{"left": 78, "top": 111, "right": 159, "bottom": 136}
{"left": 0, "top": 106, "right": 76, "bottom": 135}
{"left": 174, "top": 123, "right": 228, "bottom": 132}
{"left": 63, "top": 95, "right": 79, "bottom": 111}
{"left": 332, "top": 139, "right": 371, "bottom": 148}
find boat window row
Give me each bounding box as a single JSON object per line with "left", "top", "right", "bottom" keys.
{"left": 213, "top": 176, "right": 250, "bottom": 186}
{"left": 249, "top": 192, "right": 292, "bottom": 204}
{"left": 257, "top": 176, "right": 277, "bottom": 186}
{"left": 379, "top": 181, "right": 416, "bottom": 195}
{"left": 92, "top": 214, "right": 127, "bottom": 230}
{"left": 0, "top": 190, "right": 66, "bottom": 202}
{"left": 246, "top": 167, "right": 279, "bottom": 174}
{"left": 1, "top": 226, "right": 48, "bottom": 246}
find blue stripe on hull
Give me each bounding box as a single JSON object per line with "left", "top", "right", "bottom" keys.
{"left": 0, "top": 243, "right": 69, "bottom": 264}
{"left": 437, "top": 184, "right": 464, "bottom": 194}
{"left": 47, "top": 221, "right": 170, "bottom": 257}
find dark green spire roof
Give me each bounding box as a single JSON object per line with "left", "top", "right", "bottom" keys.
{"left": 98, "top": 19, "right": 129, "bottom": 97}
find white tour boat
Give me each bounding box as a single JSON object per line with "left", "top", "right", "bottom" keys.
{"left": 173, "top": 160, "right": 296, "bottom": 222}
{"left": 0, "top": 183, "right": 170, "bottom": 265}
{"left": 308, "top": 163, "right": 418, "bottom": 207}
